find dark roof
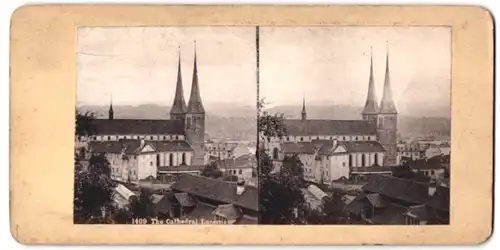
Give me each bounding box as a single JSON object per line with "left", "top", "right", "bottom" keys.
{"left": 149, "top": 141, "right": 193, "bottom": 152}
{"left": 366, "top": 193, "right": 389, "bottom": 208}
{"left": 362, "top": 175, "right": 449, "bottom": 211}
{"left": 157, "top": 165, "right": 205, "bottom": 172}
{"left": 212, "top": 204, "right": 243, "bottom": 220}
{"left": 351, "top": 166, "right": 393, "bottom": 174}
{"left": 344, "top": 200, "right": 364, "bottom": 215}
{"left": 171, "top": 174, "right": 258, "bottom": 211}
{"left": 282, "top": 142, "right": 317, "bottom": 155}
{"left": 370, "top": 203, "right": 407, "bottom": 225}
{"left": 283, "top": 119, "right": 377, "bottom": 136}
{"left": 93, "top": 119, "right": 185, "bottom": 135}
{"left": 182, "top": 203, "right": 215, "bottom": 221}
{"left": 174, "top": 192, "right": 197, "bottom": 207}
{"left": 340, "top": 141, "right": 386, "bottom": 153}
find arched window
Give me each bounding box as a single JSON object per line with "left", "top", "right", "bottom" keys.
{"left": 300, "top": 137, "right": 304, "bottom": 142}
{"left": 156, "top": 154, "right": 160, "bottom": 167}
{"left": 349, "top": 154, "right": 353, "bottom": 167}
{"left": 273, "top": 148, "right": 279, "bottom": 160}
{"left": 182, "top": 153, "right": 186, "bottom": 165}
{"left": 287, "top": 137, "right": 290, "bottom": 141}
{"left": 355, "top": 136, "right": 358, "bottom": 141}
{"left": 374, "top": 153, "right": 379, "bottom": 166}
{"left": 316, "top": 137, "right": 319, "bottom": 140}
{"left": 175, "top": 135, "right": 179, "bottom": 140}
{"left": 361, "top": 154, "right": 366, "bottom": 167}
{"left": 187, "top": 117, "right": 192, "bottom": 128}
{"left": 169, "top": 153, "right": 174, "bottom": 166}
{"left": 343, "top": 136, "right": 346, "bottom": 141}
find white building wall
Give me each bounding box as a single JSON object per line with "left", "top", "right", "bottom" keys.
{"left": 329, "top": 154, "right": 349, "bottom": 181}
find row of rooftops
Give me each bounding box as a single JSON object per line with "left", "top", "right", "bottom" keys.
{"left": 282, "top": 139, "right": 385, "bottom": 155}
{"left": 282, "top": 119, "right": 378, "bottom": 136}
{"left": 88, "top": 139, "right": 194, "bottom": 155}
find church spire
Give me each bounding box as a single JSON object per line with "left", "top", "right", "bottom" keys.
{"left": 108, "top": 93, "right": 114, "bottom": 120}
{"left": 301, "top": 93, "right": 307, "bottom": 120}
{"left": 362, "top": 47, "right": 379, "bottom": 116}
{"left": 187, "top": 40, "right": 205, "bottom": 114}
{"left": 379, "top": 43, "right": 398, "bottom": 114}
{"left": 170, "top": 46, "right": 188, "bottom": 117}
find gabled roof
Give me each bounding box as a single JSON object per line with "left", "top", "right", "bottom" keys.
{"left": 405, "top": 205, "right": 429, "bottom": 221}
{"left": 215, "top": 154, "right": 256, "bottom": 169}
{"left": 283, "top": 119, "right": 377, "bottom": 136}
{"left": 362, "top": 175, "right": 449, "bottom": 211}
{"left": 171, "top": 174, "right": 258, "bottom": 211}
{"left": 366, "top": 193, "right": 388, "bottom": 208}
{"left": 370, "top": 202, "right": 408, "bottom": 225}
{"left": 88, "top": 139, "right": 193, "bottom": 154}
{"left": 92, "top": 119, "right": 185, "bottom": 135}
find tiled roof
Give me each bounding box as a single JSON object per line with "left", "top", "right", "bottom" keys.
{"left": 171, "top": 174, "right": 258, "bottom": 211}
{"left": 283, "top": 119, "right": 377, "bottom": 136}
{"left": 409, "top": 159, "right": 445, "bottom": 170}
{"left": 93, "top": 119, "right": 185, "bottom": 135}
{"left": 212, "top": 204, "right": 243, "bottom": 220}
{"left": 149, "top": 141, "right": 193, "bottom": 152}
{"left": 340, "top": 141, "right": 386, "bottom": 153}
{"left": 182, "top": 202, "right": 215, "bottom": 221}
{"left": 362, "top": 175, "right": 449, "bottom": 211}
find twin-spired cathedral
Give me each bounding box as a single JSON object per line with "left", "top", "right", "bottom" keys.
{"left": 87, "top": 47, "right": 206, "bottom": 182}
{"left": 264, "top": 50, "right": 398, "bottom": 184}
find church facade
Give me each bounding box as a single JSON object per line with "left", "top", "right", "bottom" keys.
{"left": 84, "top": 46, "right": 206, "bottom": 182}
{"left": 263, "top": 50, "right": 399, "bottom": 184}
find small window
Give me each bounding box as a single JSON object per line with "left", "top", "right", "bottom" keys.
{"left": 316, "top": 137, "right": 319, "bottom": 140}
{"left": 343, "top": 136, "right": 346, "bottom": 141}
{"left": 330, "top": 137, "right": 333, "bottom": 140}
{"left": 107, "top": 136, "right": 111, "bottom": 140}
{"left": 150, "top": 161, "right": 153, "bottom": 166}
{"left": 355, "top": 136, "right": 358, "bottom": 141}
{"left": 239, "top": 170, "right": 242, "bottom": 174}
{"left": 163, "top": 136, "right": 166, "bottom": 140}
{"left": 300, "top": 137, "right": 304, "bottom": 142}
{"left": 175, "top": 135, "right": 179, "bottom": 140}
{"left": 286, "top": 137, "right": 290, "bottom": 141}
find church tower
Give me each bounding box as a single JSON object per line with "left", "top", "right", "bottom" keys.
{"left": 361, "top": 47, "right": 379, "bottom": 124}
{"left": 377, "top": 45, "right": 398, "bottom": 166}
{"left": 185, "top": 41, "right": 206, "bottom": 165}
{"left": 170, "top": 47, "right": 188, "bottom": 121}
{"left": 301, "top": 94, "right": 307, "bottom": 121}
{"left": 108, "top": 95, "right": 114, "bottom": 120}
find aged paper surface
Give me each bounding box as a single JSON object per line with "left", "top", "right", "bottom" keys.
{"left": 10, "top": 5, "right": 493, "bottom": 245}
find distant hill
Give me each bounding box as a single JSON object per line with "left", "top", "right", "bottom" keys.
{"left": 266, "top": 104, "right": 451, "bottom": 139}
{"left": 77, "top": 104, "right": 257, "bottom": 141}
{"left": 77, "top": 103, "right": 450, "bottom": 141}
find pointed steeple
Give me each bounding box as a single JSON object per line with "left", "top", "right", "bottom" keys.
{"left": 362, "top": 47, "right": 379, "bottom": 115}
{"left": 379, "top": 43, "right": 398, "bottom": 114}
{"left": 108, "top": 94, "right": 114, "bottom": 120}
{"left": 187, "top": 41, "right": 205, "bottom": 114}
{"left": 170, "top": 46, "right": 188, "bottom": 116}
{"left": 301, "top": 93, "right": 307, "bottom": 120}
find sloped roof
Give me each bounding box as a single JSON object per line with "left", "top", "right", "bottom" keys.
{"left": 114, "top": 184, "right": 137, "bottom": 201}
{"left": 151, "top": 194, "right": 165, "bottom": 204}
{"left": 283, "top": 119, "right": 377, "bottom": 136}
{"left": 171, "top": 174, "right": 258, "bottom": 211}
{"left": 282, "top": 141, "right": 319, "bottom": 155}
{"left": 362, "top": 175, "right": 449, "bottom": 211}
{"left": 157, "top": 165, "right": 205, "bottom": 172}
{"left": 307, "top": 185, "right": 328, "bottom": 201}
{"left": 148, "top": 140, "right": 193, "bottom": 152}
{"left": 212, "top": 204, "right": 243, "bottom": 220}
{"left": 92, "top": 119, "right": 185, "bottom": 135}
{"left": 340, "top": 141, "right": 386, "bottom": 153}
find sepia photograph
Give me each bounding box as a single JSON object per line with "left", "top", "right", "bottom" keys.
{"left": 74, "top": 27, "right": 258, "bottom": 225}
{"left": 258, "top": 26, "right": 451, "bottom": 225}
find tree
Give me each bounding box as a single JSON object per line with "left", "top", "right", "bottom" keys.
{"left": 258, "top": 100, "right": 307, "bottom": 224}
{"left": 130, "top": 188, "right": 154, "bottom": 219}
{"left": 73, "top": 154, "right": 115, "bottom": 223}
{"left": 75, "top": 110, "right": 97, "bottom": 139}
{"left": 201, "top": 162, "right": 223, "bottom": 179}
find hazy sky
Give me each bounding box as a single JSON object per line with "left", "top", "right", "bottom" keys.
{"left": 77, "top": 27, "right": 256, "bottom": 106}
{"left": 260, "top": 27, "right": 451, "bottom": 115}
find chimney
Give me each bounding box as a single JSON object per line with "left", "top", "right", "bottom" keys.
{"left": 428, "top": 180, "right": 437, "bottom": 196}
{"left": 236, "top": 179, "right": 245, "bottom": 195}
